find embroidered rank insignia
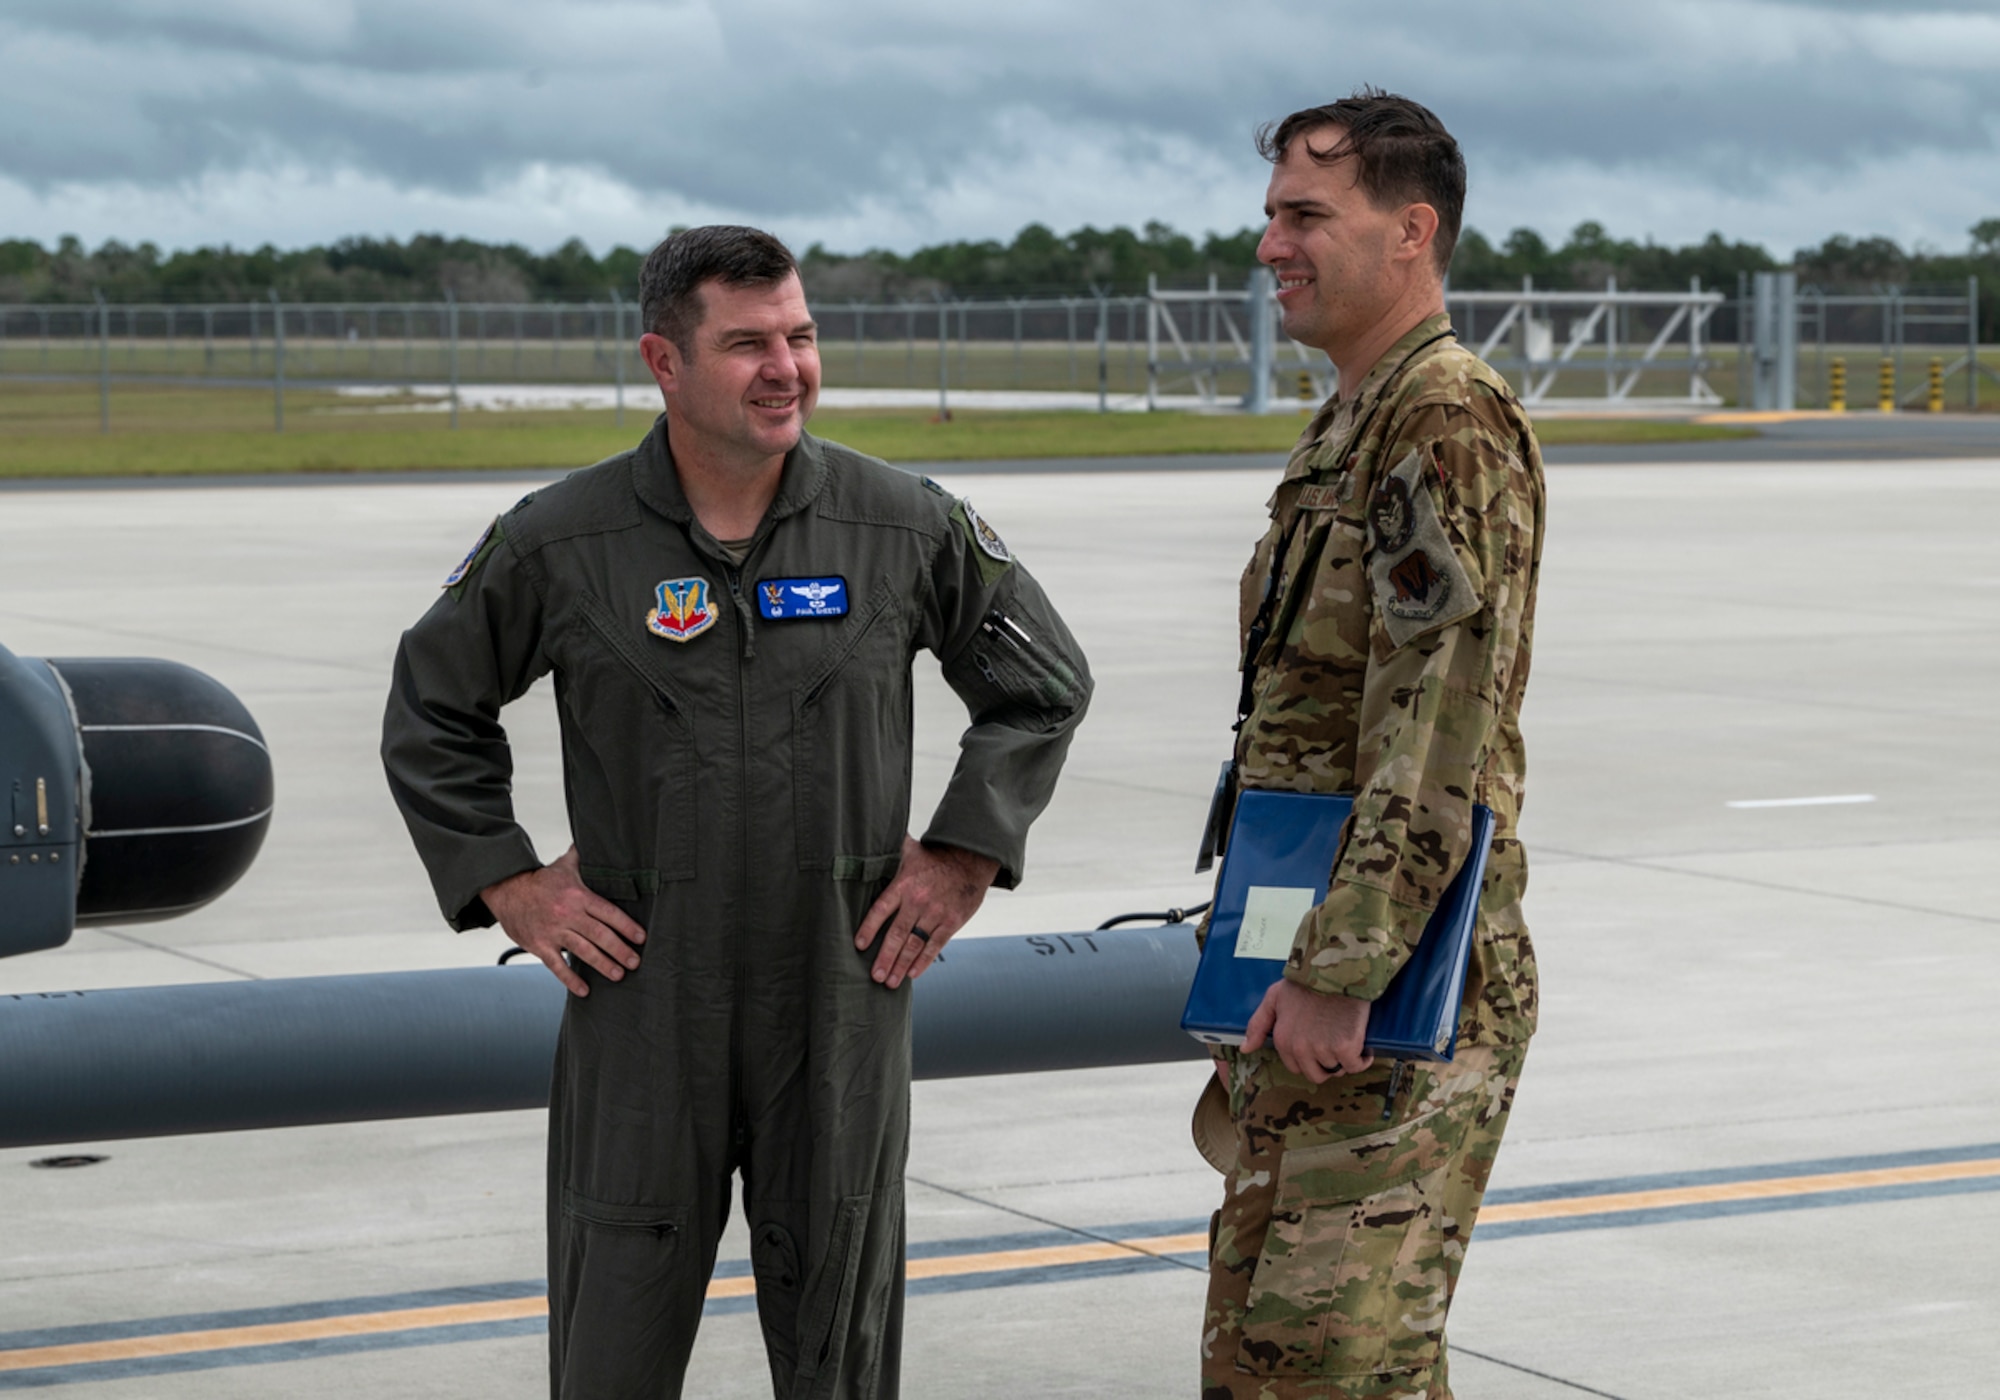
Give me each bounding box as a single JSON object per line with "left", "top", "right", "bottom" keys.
{"left": 758, "top": 576, "right": 849, "bottom": 620}
{"left": 646, "top": 577, "right": 717, "bottom": 642}
{"left": 442, "top": 519, "right": 498, "bottom": 589}
{"left": 962, "top": 500, "right": 1010, "bottom": 562}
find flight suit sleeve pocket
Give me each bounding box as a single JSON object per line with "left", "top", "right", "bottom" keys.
{"left": 946, "top": 607, "right": 1081, "bottom": 724}
{"left": 1237, "top": 1104, "right": 1469, "bottom": 1378}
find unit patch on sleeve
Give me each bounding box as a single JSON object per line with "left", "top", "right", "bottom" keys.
{"left": 1367, "top": 476, "right": 1414, "bottom": 552}
{"left": 952, "top": 499, "right": 1014, "bottom": 587}
{"left": 442, "top": 518, "right": 500, "bottom": 590}
{"left": 757, "top": 576, "right": 849, "bottom": 620}
{"left": 646, "top": 577, "right": 718, "bottom": 642}
{"left": 1366, "top": 444, "right": 1481, "bottom": 649}
{"left": 962, "top": 500, "right": 1010, "bottom": 562}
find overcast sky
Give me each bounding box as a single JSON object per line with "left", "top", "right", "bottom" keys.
{"left": 5, "top": 0, "right": 1998, "bottom": 261}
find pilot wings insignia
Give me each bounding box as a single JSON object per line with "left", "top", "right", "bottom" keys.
{"left": 756, "top": 575, "right": 849, "bottom": 620}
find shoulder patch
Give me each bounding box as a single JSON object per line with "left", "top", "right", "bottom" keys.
{"left": 962, "top": 499, "right": 1010, "bottom": 562}
{"left": 1367, "top": 445, "right": 1480, "bottom": 649}
{"left": 443, "top": 518, "right": 500, "bottom": 590}
{"left": 950, "top": 499, "right": 1013, "bottom": 587}
{"left": 920, "top": 476, "right": 948, "bottom": 496}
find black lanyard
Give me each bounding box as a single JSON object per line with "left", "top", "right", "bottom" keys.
{"left": 1231, "top": 328, "right": 1454, "bottom": 734}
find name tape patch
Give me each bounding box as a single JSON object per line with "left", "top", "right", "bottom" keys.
{"left": 758, "top": 576, "right": 849, "bottom": 620}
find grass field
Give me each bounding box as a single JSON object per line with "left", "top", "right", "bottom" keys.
{"left": 0, "top": 381, "right": 1757, "bottom": 480}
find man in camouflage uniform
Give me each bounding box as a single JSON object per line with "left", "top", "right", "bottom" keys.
{"left": 1197, "top": 92, "right": 1544, "bottom": 1400}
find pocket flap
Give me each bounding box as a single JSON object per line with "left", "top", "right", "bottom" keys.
{"left": 561, "top": 1188, "right": 686, "bottom": 1233}
{"left": 830, "top": 851, "right": 901, "bottom": 883}
{"left": 1274, "top": 1102, "right": 1469, "bottom": 1206}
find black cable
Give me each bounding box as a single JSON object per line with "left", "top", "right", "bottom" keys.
{"left": 1095, "top": 901, "right": 1210, "bottom": 931}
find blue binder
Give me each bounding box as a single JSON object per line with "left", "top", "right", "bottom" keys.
{"left": 1180, "top": 789, "right": 1494, "bottom": 1061}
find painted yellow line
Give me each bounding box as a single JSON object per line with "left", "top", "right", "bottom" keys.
{"left": 1693, "top": 410, "right": 1852, "bottom": 424}
{"left": 1481, "top": 1158, "right": 2000, "bottom": 1226}
{"left": 6, "top": 1158, "right": 1997, "bottom": 1374}
{"left": 905, "top": 1232, "right": 1206, "bottom": 1281}
{"left": 0, "top": 1297, "right": 548, "bottom": 1373}
{"left": 0, "top": 1233, "right": 1204, "bottom": 1374}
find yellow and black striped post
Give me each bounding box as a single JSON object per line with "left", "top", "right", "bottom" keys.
{"left": 1297, "top": 370, "right": 1314, "bottom": 415}
{"left": 1828, "top": 357, "right": 1846, "bottom": 413}
{"left": 1878, "top": 357, "right": 1896, "bottom": 414}
{"left": 1927, "top": 356, "right": 1944, "bottom": 413}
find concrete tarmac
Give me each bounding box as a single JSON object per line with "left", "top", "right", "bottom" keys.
{"left": 2, "top": 441, "right": 1998, "bottom": 1397}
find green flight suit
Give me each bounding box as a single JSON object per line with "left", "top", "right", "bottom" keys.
{"left": 381, "top": 419, "right": 1091, "bottom": 1399}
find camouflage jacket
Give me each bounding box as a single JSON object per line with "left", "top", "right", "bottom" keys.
{"left": 1235, "top": 313, "right": 1544, "bottom": 1047}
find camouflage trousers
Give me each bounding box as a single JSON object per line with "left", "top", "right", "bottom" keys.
{"left": 1196, "top": 1040, "right": 1527, "bottom": 1400}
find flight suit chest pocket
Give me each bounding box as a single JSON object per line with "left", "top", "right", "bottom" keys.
{"left": 793, "top": 585, "right": 909, "bottom": 876}
{"left": 562, "top": 590, "right": 698, "bottom": 885}
{"left": 1238, "top": 1103, "right": 1470, "bottom": 1379}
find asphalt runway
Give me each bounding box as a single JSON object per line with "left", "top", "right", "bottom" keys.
{"left": 2, "top": 437, "right": 1997, "bottom": 1397}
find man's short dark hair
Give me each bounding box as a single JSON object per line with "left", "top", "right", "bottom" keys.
{"left": 639, "top": 225, "right": 798, "bottom": 355}
{"left": 1256, "top": 89, "right": 1465, "bottom": 276}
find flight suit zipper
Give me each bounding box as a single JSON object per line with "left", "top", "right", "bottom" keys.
{"left": 724, "top": 561, "right": 755, "bottom": 1120}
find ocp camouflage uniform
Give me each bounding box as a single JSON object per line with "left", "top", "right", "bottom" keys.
{"left": 1200, "top": 313, "right": 1545, "bottom": 1400}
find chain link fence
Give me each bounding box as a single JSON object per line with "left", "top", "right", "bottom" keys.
{"left": 4, "top": 279, "right": 1991, "bottom": 432}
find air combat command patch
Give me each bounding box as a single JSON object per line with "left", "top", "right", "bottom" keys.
{"left": 758, "top": 576, "right": 848, "bottom": 620}
{"left": 646, "top": 577, "right": 717, "bottom": 642}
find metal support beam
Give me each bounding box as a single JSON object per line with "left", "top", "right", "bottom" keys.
{"left": 0, "top": 927, "right": 1205, "bottom": 1149}
{"left": 1242, "top": 267, "right": 1275, "bottom": 413}
{"left": 1751, "top": 272, "right": 1798, "bottom": 411}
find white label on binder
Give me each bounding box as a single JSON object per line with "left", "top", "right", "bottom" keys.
{"left": 1235, "top": 885, "right": 1316, "bottom": 961}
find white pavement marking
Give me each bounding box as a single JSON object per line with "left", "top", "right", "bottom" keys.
{"left": 332, "top": 383, "right": 1219, "bottom": 414}
{"left": 1725, "top": 794, "right": 1878, "bottom": 809}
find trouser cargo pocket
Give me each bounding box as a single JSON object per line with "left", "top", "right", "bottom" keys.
{"left": 558, "top": 1187, "right": 690, "bottom": 1290}
{"left": 1237, "top": 1102, "right": 1469, "bottom": 1378}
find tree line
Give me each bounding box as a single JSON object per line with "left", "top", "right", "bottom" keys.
{"left": 3, "top": 218, "right": 1996, "bottom": 334}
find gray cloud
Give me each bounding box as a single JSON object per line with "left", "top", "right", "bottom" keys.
{"left": 3, "top": 0, "right": 1997, "bottom": 250}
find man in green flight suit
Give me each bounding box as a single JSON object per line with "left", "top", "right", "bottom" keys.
{"left": 1197, "top": 93, "right": 1545, "bottom": 1399}
{"left": 381, "top": 225, "right": 1091, "bottom": 1399}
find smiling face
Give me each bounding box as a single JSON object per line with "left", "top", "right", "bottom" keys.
{"left": 1256, "top": 125, "right": 1436, "bottom": 362}
{"left": 643, "top": 272, "right": 820, "bottom": 469}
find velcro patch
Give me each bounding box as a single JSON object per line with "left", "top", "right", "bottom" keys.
{"left": 963, "top": 500, "right": 1010, "bottom": 562}
{"left": 646, "top": 577, "right": 718, "bottom": 642}
{"left": 757, "top": 576, "right": 849, "bottom": 620}
{"left": 953, "top": 499, "right": 1014, "bottom": 587}
{"left": 443, "top": 518, "right": 499, "bottom": 590}
{"left": 1367, "top": 445, "right": 1480, "bottom": 649}
{"left": 1295, "top": 476, "right": 1353, "bottom": 513}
